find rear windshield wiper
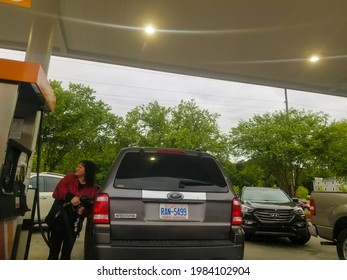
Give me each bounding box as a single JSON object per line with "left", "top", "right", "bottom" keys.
{"left": 178, "top": 179, "right": 214, "bottom": 188}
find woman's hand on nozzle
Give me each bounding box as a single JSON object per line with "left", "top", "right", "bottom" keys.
{"left": 71, "top": 196, "right": 80, "bottom": 206}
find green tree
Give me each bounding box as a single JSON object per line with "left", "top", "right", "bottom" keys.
{"left": 117, "top": 101, "right": 171, "bottom": 147}
{"left": 295, "top": 186, "right": 309, "bottom": 199}
{"left": 167, "top": 100, "right": 231, "bottom": 161}
{"left": 234, "top": 160, "right": 265, "bottom": 188}
{"left": 319, "top": 120, "right": 347, "bottom": 177}
{"left": 38, "top": 81, "right": 122, "bottom": 183}
{"left": 118, "top": 100, "right": 231, "bottom": 162}
{"left": 229, "top": 108, "right": 329, "bottom": 196}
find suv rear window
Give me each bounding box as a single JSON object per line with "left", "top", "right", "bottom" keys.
{"left": 114, "top": 152, "right": 228, "bottom": 192}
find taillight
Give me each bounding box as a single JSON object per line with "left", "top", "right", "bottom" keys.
{"left": 231, "top": 197, "right": 242, "bottom": 225}
{"left": 92, "top": 193, "right": 110, "bottom": 224}
{"left": 310, "top": 199, "right": 316, "bottom": 216}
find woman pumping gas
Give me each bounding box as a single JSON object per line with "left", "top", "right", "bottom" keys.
{"left": 46, "top": 160, "right": 98, "bottom": 260}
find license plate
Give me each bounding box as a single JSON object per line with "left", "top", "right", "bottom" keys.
{"left": 159, "top": 204, "right": 188, "bottom": 220}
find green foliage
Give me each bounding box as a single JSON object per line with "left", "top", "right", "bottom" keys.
{"left": 118, "top": 99, "right": 232, "bottom": 162}
{"left": 226, "top": 160, "right": 265, "bottom": 188}
{"left": 38, "top": 81, "right": 122, "bottom": 184}
{"left": 318, "top": 120, "right": 347, "bottom": 177}
{"left": 233, "top": 185, "right": 240, "bottom": 196}
{"left": 229, "top": 108, "right": 329, "bottom": 196}
{"left": 37, "top": 84, "right": 232, "bottom": 184}
{"left": 116, "top": 101, "right": 171, "bottom": 148}
{"left": 295, "top": 186, "right": 309, "bottom": 199}
{"left": 35, "top": 81, "right": 347, "bottom": 190}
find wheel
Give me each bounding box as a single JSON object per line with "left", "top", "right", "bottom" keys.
{"left": 336, "top": 228, "right": 347, "bottom": 260}
{"left": 83, "top": 218, "right": 93, "bottom": 260}
{"left": 244, "top": 233, "right": 252, "bottom": 241}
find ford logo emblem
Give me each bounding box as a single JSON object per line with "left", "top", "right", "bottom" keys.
{"left": 167, "top": 192, "right": 184, "bottom": 200}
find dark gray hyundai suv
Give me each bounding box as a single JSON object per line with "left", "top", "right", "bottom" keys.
{"left": 240, "top": 186, "right": 310, "bottom": 244}
{"left": 84, "top": 147, "right": 244, "bottom": 259}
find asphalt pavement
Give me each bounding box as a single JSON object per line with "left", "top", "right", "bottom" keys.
{"left": 17, "top": 227, "right": 85, "bottom": 260}
{"left": 22, "top": 229, "right": 338, "bottom": 260}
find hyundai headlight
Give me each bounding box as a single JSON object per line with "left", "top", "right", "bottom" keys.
{"left": 294, "top": 206, "right": 305, "bottom": 215}
{"left": 241, "top": 204, "right": 254, "bottom": 213}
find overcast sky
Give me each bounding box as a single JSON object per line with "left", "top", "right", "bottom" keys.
{"left": 1, "top": 48, "right": 347, "bottom": 133}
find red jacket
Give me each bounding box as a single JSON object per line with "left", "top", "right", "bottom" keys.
{"left": 53, "top": 173, "right": 98, "bottom": 202}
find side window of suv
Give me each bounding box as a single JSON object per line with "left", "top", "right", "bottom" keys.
{"left": 45, "top": 177, "right": 62, "bottom": 192}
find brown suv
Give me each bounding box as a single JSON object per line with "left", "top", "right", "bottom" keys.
{"left": 84, "top": 147, "right": 244, "bottom": 259}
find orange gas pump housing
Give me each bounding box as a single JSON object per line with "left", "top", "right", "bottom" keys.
{"left": 0, "top": 58, "right": 55, "bottom": 112}
{"left": 0, "top": 58, "right": 55, "bottom": 259}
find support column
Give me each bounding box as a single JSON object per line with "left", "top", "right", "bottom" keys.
{"left": 14, "top": 0, "right": 59, "bottom": 260}
{"left": 25, "top": 0, "right": 59, "bottom": 73}
{"left": 24, "top": 0, "right": 59, "bottom": 163}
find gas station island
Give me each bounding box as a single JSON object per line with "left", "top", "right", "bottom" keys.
{"left": 0, "top": 58, "right": 55, "bottom": 259}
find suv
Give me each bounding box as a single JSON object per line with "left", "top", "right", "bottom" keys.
{"left": 27, "top": 172, "right": 64, "bottom": 222}
{"left": 240, "top": 187, "right": 310, "bottom": 244}
{"left": 85, "top": 147, "right": 244, "bottom": 260}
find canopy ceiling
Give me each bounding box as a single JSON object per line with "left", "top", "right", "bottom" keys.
{"left": 1, "top": 0, "right": 347, "bottom": 97}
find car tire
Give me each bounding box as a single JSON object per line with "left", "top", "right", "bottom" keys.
{"left": 244, "top": 234, "right": 252, "bottom": 241}
{"left": 289, "top": 230, "right": 311, "bottom": 245}
{"left": 336, "top": 228, "right": 347, "bottom": 260}
{"left": 84, "top": 218, "right": 93, "bottom": 260}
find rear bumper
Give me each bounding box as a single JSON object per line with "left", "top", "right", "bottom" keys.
{"left": 85, "top": 221, "right": 245, "bottom": 260}
{"left": 90, "top": 241, "right": 244, "bottom": 260}
{"left": 87, "top": 227, "right": 245, "bottom": 260}
{"left": 307, "top": 222, "right": 334, "bottom": 241}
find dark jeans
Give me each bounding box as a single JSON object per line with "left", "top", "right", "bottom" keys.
{"left": 48, "top": 227, "right": 77, "bottom": 260}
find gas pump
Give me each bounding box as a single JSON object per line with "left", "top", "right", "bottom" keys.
{"left": 0, "top": 139, "right": 31, "bottom": 218}
{"left": 0, "top": 58, "right": 55, "bottom": 260}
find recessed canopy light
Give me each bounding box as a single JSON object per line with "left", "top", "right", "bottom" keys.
{"left": 309, "top": 55, "right": 320, "bottom": 63}
{"left": 144, "top": 25, "right": 155, "bottom": 35}
{"left": 7, "top": 0, "right": 31, "bottom": 8}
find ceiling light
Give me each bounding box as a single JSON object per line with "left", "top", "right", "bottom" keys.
{"left": 309, "top": 55, "right": 320, "bottom": 63}
{"left": 5, "top": 0, "right": 31, "bottom": 8}
{"left": 144, "top": 25, "right": 155, "bottom": 35}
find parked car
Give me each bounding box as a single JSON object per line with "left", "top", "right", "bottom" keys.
{"left": 84, "top": 147, "right": 245, "bottom": 260}
{"left": 27, "top": 172, "right": 64, "bottom": 223}
{"left": 292, "top": 198, "right": 310, "bottom": 211}
{"left": 240, "top": 186, "right": 311, "bottom": 244}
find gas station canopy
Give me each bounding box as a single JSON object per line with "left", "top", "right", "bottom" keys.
{"left": 1, "top": 0, "right": 347, "bottom": 97}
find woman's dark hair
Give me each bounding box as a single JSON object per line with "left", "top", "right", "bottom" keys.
{"left": 80, "top": 160, "right": 96, "bottom": 185}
